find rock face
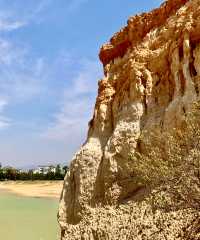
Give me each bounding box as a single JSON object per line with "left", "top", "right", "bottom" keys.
{"left": 58, "top": 0, "right": 200, "bottom": 239}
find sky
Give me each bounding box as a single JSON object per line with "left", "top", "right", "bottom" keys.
{"left": 0, "top": 0, "right": 163, "bottom": 168}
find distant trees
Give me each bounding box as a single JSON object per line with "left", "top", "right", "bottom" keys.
{"left": 0, "top": 164, "right": 69, "bottom": 181}
{"left": 0, "top": 167, "right": 17, "bottom": 181}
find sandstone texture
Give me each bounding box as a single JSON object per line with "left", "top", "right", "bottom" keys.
{"left": 58, "top": 0, "right": 200, "bottom": 239}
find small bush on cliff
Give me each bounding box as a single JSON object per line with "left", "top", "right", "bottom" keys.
{"left": 129, "top": 102, "right": 200, "bottom": 211}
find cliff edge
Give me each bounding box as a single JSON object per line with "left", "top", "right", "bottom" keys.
{"left": 58, "top": 0, "right": 200, "bottom": 239}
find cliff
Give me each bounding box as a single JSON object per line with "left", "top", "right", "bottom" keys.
{"left": 58, "top": 0, "right": 200, "bottom": 239}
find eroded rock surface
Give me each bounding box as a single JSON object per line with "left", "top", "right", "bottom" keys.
{"left": 58, "top": 0, "right": 200, "bottom": 239}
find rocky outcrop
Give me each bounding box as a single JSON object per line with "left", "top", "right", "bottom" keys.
{"left": 58, "top": 0, "right": 200, "bottom": 239}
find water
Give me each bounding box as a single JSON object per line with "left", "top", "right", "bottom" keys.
{"left": 0, "top": 191, "right": 60, "bottom": 240}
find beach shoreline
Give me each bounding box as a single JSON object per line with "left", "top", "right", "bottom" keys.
{"left": 0, "top": 181, "right": 63, "bottom": 199}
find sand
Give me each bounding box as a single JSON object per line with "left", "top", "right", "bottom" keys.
{"left": 0, "top": 181, "right": 63, "bottom": 199}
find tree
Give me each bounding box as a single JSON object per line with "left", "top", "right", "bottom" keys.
{"left": 4, "top": 167, "right": 17, "bottom": 181}
{"left": 55, "top": 164, "right": 62, "bottom": 180}
{"left": 63, "top": 165, "right": 69, "bottom": 175}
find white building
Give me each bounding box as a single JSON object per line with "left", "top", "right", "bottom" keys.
{"left": 33, "top": 165, "right": 56, "bottom": 174}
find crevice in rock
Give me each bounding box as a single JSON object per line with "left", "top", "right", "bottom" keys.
{"left": 189, "top": 62, "right": 197, "bottom": 78}
{"left": 67, "top": 171, "right": 81, "bottom": 225}
{"left": 183, "top": 106, "right": 186, "bottom": 115}
{"left": 119, "top": 186, "right": 150, "bottom": 204}
{"left": 179, "top": 69, "right": 185, "bottom": 96}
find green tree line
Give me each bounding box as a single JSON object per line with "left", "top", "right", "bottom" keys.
{"left": 0, "top": 164, "right": 69, "bottom": 181}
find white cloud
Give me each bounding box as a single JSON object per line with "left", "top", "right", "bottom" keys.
{"left": 44, "top": 98, "right": 91, "bottom": 140}
{"left": 42, "top": 59, "right": 102, "bottom": 141}
{"left": 0, "top": 0, "right": 101, "bottom": 164}
{"left": 0, "top": 117, "right": 10, "bottom": 129}
{"left": 0, "top": 99, "right": 10, "bottom": 129}
{"left": 64, "top": 59, "right": 101, "bottom": 97}
{"left": 0, "top": 0, "right": 53, "bottom": 32}
{"left": 0, "top": 20, "right": 26, "bottom": 32}
{"left": 0, "top": 33, "right": 102, "bottom": 139}
{"left": 0, "top": 36, "right": 50, "bottom": 132}
{"left": 0, "top": 38, "right": 46, "bottom": 102}
{"left": 0, "top": 0, "right": 88, "bottom": 32}
{"left": 0, "top": 99, "right": 7, "bottom": 112}
{"left": 0, "top": 39, "right": 27, "bottom": 65}
{"left": 0, "top": 9, "right": 28, "bottom": 32}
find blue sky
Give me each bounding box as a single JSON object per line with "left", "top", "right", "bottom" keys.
{"left": 0, "top": 0, "right": 163, "bottom": 168}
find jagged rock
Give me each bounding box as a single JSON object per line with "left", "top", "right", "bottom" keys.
{"left": 58, "top": 0, "right": 200, "bottom": 239}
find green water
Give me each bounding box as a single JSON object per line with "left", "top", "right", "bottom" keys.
{"left": 0, "top": 191, "right": 60, "bottom": 240}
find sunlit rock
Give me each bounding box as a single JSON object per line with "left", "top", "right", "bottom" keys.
{"left": 58, "top": 0, "right": 200, "bottom": 239}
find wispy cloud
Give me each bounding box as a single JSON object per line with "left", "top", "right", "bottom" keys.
{"left": 42, "top": 59, "right": 102, "bottom": 141}
{"left": 0, "top": 38, "right": 27, "bottom": 65}
{"left": 0, "top": 99, "right": 10, "bottom": 129}
{"left": 0, "top": 99, "right": 7, "bottom": 111}
{"left": 0, "top": 0, "right": 89, "bottom": 33}
{"left": 0, "top": 36, "right": 50, "bottom": 132}
{"left": 0, "top": 30, "right": 102, "bottom": 138}
{"left": 0, "top": 0, "right": 53, "bottom": 31}
{"left": 0, "top": 9, "right": 28, "bottom": 32}
{"left": 0, "top": 20, "right": 26, "bottom": 32}
{"left": 0, "top": 3, "right": 52, "bottom": 132}
{"left": 0, "top": 38, "right": 46, "bottom": 102}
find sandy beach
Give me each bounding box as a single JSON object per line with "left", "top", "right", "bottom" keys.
{"left": 0, "top": 181, "right": 63, "bottom": 199}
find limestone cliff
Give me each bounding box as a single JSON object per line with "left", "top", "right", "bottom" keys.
{"left": 58, "top": 0, "right": 200, "bottom": 239}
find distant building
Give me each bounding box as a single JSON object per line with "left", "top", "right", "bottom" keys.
{"left": 17, "top": 169, "right": 24, "bottom": 173}
{"left": 32, "top": 165, "right": 56, "bottom": 175}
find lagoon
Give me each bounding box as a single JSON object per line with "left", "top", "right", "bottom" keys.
{"left": 0, "top": 191, "right": 59, "bottom": 240}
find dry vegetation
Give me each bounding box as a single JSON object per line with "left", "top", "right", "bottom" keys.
{"left": 128, "top": 102, "right": 200, "bottom": 238}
